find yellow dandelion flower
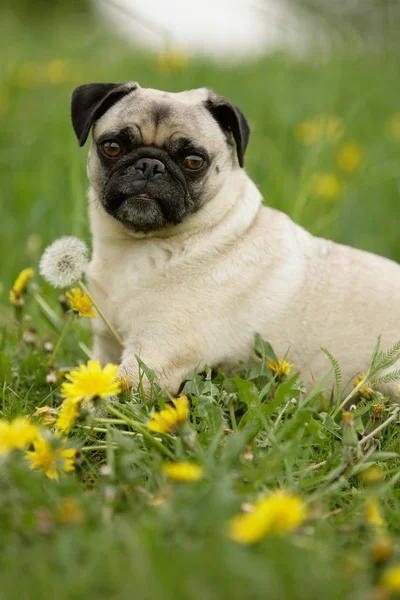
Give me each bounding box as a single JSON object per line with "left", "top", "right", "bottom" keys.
{"left": 33, "top": 406, "right": 57, "bottom": 426}
{"left": 56, "top": 398, "right": 81, "bottom": 434}
{"left": 336, "top": 142, "right": 362, "bottom": 174}
{"left": 296, "top": 115, "right": 343, "bottom": 145}
{"left": 296, "top": 119, "right": 323, "bottom": 145}
{"left": 386, "top": 113, "right": 400, "bottom": 141}
{"left": 372, "top": 537, "right": 394, "bottom": 563}
{"left": 229, "top": 490, "right": 306, "bottom": 544}
{"left": 66, "top": 288, "right": 96, "bottom": 318}
{"left": 43, "top": 59, "right": 69, "bottom": 85}
{"left": 9, "top": 267, "right": 34, "bottom": 305}
{"left": 0, "top": 417, "right": 38, "bottom": 455}
{"left": 381, "top": 564, "right": 400, "bottom": 593}
{"left": 172, "top": 395, "right": 190, "bottom": 422}
{"left": 365, "top": 497, "right": 384, "bottom": 528}
{"left": 267, "top": 358, "right": 293, "bottom": 377}
{"left": 312, "top": 173, "right": 340, "bottom": 202}
{"left": 58, "top": 497, "right": 84, "bottom": 524}
{"left": 147, "top": 406, "right": 178, "bottom": 433}
{"left": 158, "top": 49, "right": 189, "bottom": 74}
{"left": 26, "top": 435, "right": 75, "bottom": 480}
{"left": 61, "top": 360, "right": 121, "bottom": 405}
{"left": 361, "top": 466, "right": 384, "bottom": 484}
{"left": 163, "top": 461, "right": 204, "bottom": 482}
{"left": 147, "top": 395, "right": 189, "bottom": 433}
{"left": 353, "top": 373, "right": 374, "bottom": 399}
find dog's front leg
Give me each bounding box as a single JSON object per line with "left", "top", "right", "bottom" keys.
{"left": 92, "top": 325, "right": 123, "bottom": 366}
{"left": 118, "top": 330, "right": 202, "bottom": 398}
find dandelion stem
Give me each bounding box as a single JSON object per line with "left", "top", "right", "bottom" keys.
{"left": 81, "top": 444, "right": 114, "bottom": 452}
{"left": 79, "top": 341, "right": 92, "bottom": 359}
{"left": 106, "top": 404, "right": 175, "bottom": 459}
{"left": 229, "top": 400, "right": 238, "bottom": 431}
{"left": 78, "top": 281, "right": 124, "bottom": 348}
{"left": 292, "top": 460, "right": 327, "bottom": 477}
{"left": 331, "top": 373, "right": 371, "bottom": 419}
{"left": 79, "top": 425, "right": 138, "bottom": 436}
{"left": 359, "top": 408, "right": 400, "bottom": 446}
{"left": 274, "top": 400, "right": 292, "bottom": 430}
{"left": 94, "top": 418, "right": 126, "bottom": 424}
{"left": 33, "top": 292, "right": 63, "bottom": 330}
{"left": 15, "top": 305, "right": 23, "bottom": 341}
{"left": 49, "top": 312, "right": 73, "bottom": 363}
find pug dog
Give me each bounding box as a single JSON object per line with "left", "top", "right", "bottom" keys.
{"left": 71, "top": 82, "right": 400, "bottom": 397}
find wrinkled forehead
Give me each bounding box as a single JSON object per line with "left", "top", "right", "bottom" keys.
{"left": 93, "top": 87, "right": 221, "bottom": 148}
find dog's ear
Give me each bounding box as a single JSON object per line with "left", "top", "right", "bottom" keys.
{"left": 205, "top": 92, "right": 250, "bottom": 168}
{"left": 71, "top": 82, "right": 138, "bottom": 146}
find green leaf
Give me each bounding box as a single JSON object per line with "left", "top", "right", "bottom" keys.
{"left": 320, "top": 413, "right": 342, "bottom": 440}
{"left": 234, "top": 375, "right": 259, "bottom": 408}
{"left": 233, "top": 375, "right": 262, "bottom": 430}
{"left": 135, "top": 355, "right": 157, "bottom": 384}
{"left": 262, "top": 374, "right": 300, "bottom": 419}
{"left": 321, "top": 347, "right": 342, "bottom": 402}
{"left": 304, "top": 368, "right": 333, "bottom": 408}
{"left": 220, "top": 425, "right": 260, "bottom": 467}
{"left": 254, "top": 334, "right": 278, "bottom": 362}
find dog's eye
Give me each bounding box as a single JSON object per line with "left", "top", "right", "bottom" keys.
{"left": 101, "top": 141, "right": 121, "bottom": 158}
{"left": 184, "top": 155, "right": 204, "bottom": 170}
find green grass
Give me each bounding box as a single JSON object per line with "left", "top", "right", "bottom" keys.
{"left": 2, "top": 7, "right": 400, "bottom": 600}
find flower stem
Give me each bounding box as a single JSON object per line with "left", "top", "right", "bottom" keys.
{"left": 331, "top": 373, "right": 371, "bottom": 419}
{"left": 79, "top": 425, "right": 137, "bottom": 436}
{"left": 49, "top": 312, "right": 73, "bottom": 363}
{"left": 33, "top": 292, "right": 63, "bottom": 330}
{"left": 81, "top": 444, "right": 114, "bottom": 452}
{"left": 229, "top": 400, "right": 238, "bottom": 431}
{"left": 359, "top": 408, "right": 400, "bottom": 446}
{"left": 106, "top": 404, "right": 174, "bottom": 459}
{"left": 78, "top": 281, "right": 124, "bottom": 348}
{"left": 94, "top": 418, "right": 126, "bottom": 424}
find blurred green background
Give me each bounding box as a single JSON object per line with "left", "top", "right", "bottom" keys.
{"left": 1, "top": 0, "right": 400, "bottom": 302}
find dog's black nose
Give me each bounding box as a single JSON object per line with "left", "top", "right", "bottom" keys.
{"left": 135, "top": 158, "right": 165, "bottom": 180}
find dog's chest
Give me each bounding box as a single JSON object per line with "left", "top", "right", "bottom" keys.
{"left": 88, "top": 241, "right": 201, "bottom": 329}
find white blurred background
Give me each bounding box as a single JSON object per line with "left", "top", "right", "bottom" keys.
{"left": 95, "top": 0, "right": 317, "bottom": 60}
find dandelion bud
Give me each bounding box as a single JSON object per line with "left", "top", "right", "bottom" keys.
{"left": 118, "top": 375, "right": 133, "bottom": 392}
{"left": 342, "top": 411, "right": 354, "bottom": 426}
{"left": 39, "top": 236, "right": 89, "bottom": 289}
{"left": 342, "top": 411, "right": 358, "bottom": 448}
{"left": 371, "top": 403, "right": 385, "bottom": 421}
{"left": 372, "top": 538, "right": 394, "bottom": 563}
{"left": 99, "top": 465, "right": 112, "bottom": 477}
{"left": 23, "top": 326, "right": 37, "bottom": 345}
{"left": 353, "top": 373, "right": 374, "bottom": 399}
{"left": 33, "top": 406, "right": 57, "bottom": 426}
{"left": 46, "top": 370, "right": 57, "bottom": 385}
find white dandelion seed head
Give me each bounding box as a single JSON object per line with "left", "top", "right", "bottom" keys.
{"left": 39, "top": 236, "right": 89, "bottom": 288}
